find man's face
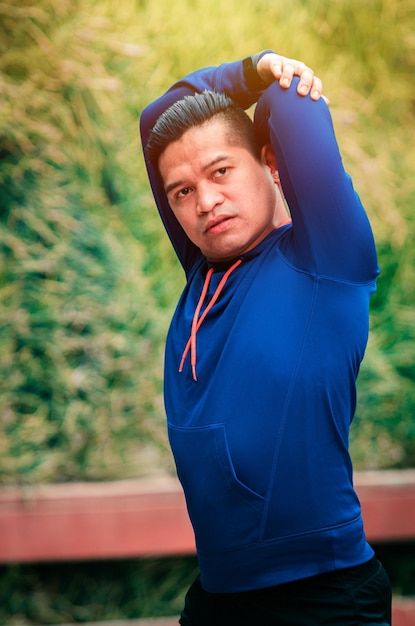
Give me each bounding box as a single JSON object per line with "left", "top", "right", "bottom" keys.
{"left": 158, "top": 118, "right": 280, "bottom": 262}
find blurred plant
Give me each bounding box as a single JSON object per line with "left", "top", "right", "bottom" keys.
{"left": 1, "top": 0, "right": 415, "bottom": 486}
{"left": 0, "top": 557, "right": 199, "bottom": 623}
{"left": 0, "top": 0, "right": 171, "bottom": 483}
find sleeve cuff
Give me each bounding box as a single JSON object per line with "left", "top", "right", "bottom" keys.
{"left": 242, "top": 50, "right": 275, "bottom": 91}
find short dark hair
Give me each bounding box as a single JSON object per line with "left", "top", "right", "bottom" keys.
{"left": 145, "top": 90, "right": 261, "bottom": 170}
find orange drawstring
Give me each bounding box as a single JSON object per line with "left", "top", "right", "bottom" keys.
{"left": 179, "top": 259, "right": 242, "bottom": 381}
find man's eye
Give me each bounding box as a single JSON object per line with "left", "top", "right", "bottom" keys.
{"left": 177, "top": 187, "right": 191, "bottom": 198}
{"left": 215, "top": 167, "right": 228, "bottom": 177}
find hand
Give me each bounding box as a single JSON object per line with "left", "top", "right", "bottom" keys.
{"left": 256, "top": 53, "right": 327, "bottom": 102}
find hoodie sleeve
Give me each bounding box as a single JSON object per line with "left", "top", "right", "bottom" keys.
{"left": 254, "top": 79, "right": 379, "bottom": 283}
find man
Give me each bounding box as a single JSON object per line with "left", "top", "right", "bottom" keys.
{"left": 140, "top": 51, "right": 391, "bottom": 625}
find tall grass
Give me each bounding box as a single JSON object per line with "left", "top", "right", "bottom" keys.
{"left": 1, "top": 0, "right": 415, "bottom": 482}
{"left": 0, "top": 0, "right": 171, "bottom": 484}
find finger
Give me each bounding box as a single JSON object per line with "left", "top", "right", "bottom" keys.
{"left": 268, "top": 57, "right": 284, "bottom": 80}
{"left": 297, "top": 67, "right": 315, "bottom": 96}
{"left": 309, "top": 75, "right": 323, "bottom": 101}
{"left": 279, "top": 62, "right": 296, "bottom": 89}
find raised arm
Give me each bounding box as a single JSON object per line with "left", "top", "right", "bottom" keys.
{"left": 139, "top": 53, "right": 324, "bottom": 273}
{"left": 254, "top": 54, "right": 378, "bottom": 283}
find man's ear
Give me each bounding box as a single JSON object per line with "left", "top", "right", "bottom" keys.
{"left": 261, "top": 144, "right": 280, "bottom": 184}
{"left": 261, "top": 143, "right": 278, "bottom": 173}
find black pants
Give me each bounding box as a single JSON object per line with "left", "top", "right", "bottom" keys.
{"left": 179, "top": 558, "right": 391, "bottom": 625}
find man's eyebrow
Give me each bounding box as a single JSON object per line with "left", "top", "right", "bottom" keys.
{"left": 165, "top": 179, "right": 186, "bottom": 196}
{"left": 201, "top": 154, "right": 230, "bottom": 172}
{"left": 164, "top": 154, "right": 230, "bottom": 196}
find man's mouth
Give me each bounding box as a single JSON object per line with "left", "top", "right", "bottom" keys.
{"left": 205, "top": 216, "right": 233, "bottom": 234}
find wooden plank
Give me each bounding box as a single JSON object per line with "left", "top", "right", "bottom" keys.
{"left": 356, "top": 470, "right": 415, "bottom": 542}
{"left": 0, "top": 476, "right": 195, "bottom": 563}
{"left": 0, "top": 470, "right": 414, "bottom": 564}
{"left": 392, "top": 598, "right": 415, "bottom": 626}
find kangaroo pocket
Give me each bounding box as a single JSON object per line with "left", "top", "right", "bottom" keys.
{"left": 168, "top": 423, "right": 266, "bottom": 554}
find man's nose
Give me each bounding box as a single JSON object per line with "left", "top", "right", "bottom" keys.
{"left": 196, "top": 184, "right": 223, "bottom": 214}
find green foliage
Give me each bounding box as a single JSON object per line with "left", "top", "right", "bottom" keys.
{"left": 0, "top": 557, "right": 199, "bottom": 624}
{"left": 0, "top": 0, "right": 171, "bottom": 483}
{"left": 1, "top": 0, "right": 415, "bottom": 487}
{"left": 0, "top": 199, "right": 168, "bottom": 482}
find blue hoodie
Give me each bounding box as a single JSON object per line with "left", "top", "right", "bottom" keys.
{"left": 140, "top": 59, "right": 379, "bottom": 593}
